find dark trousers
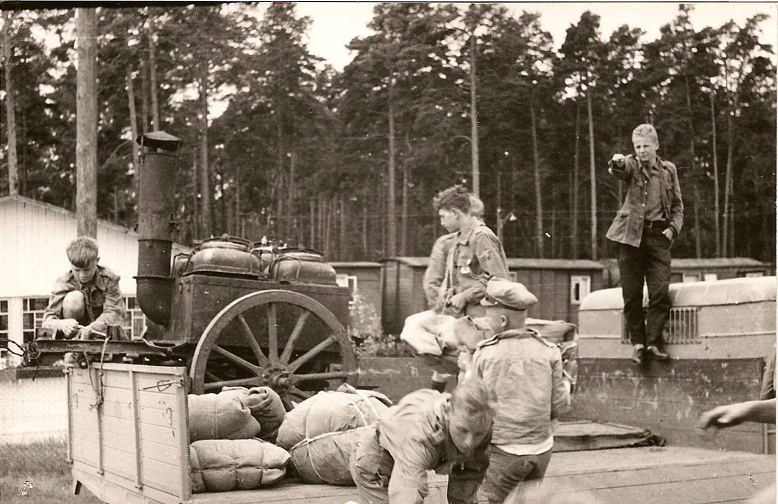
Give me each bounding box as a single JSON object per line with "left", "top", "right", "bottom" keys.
{"left": 477, "top": 445, "right": 552, "bottom": 504}
{"left": 618, "top": 227, "right": 672, "bottom": 348}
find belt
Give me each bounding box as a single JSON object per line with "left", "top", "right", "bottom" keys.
{"left": 644, "top": 220, "right": 668, "bottom": 229}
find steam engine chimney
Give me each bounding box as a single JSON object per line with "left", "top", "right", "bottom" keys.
{"left": 135, "top": 132, "right": 182, "bottom": 326}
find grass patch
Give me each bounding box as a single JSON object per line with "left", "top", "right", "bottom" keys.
{"left": 0, "top": 440, "right": 102, "bottom": 504}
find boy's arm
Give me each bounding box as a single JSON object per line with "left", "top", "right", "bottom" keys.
{"left": 667, "top": 162, "right": 684, "bottom": 238}
{"left": 459, "top": 233, "right": 510, "bottom": 303}
{"left": 550, "top": 347, "right": 571, "bottom": 419}
{"left": 448, "top": 438, "right": 490, "bottom": 504}
{"left": 41, "top": 279, "right": 70, "bottom": 331}
{"left": 607, "top": 154, "right": 636, "bottom": 181}
{"left": 424, "top": 236, "right": 451, "bottom": 308}
{"left": 380, "top": 422, "right": 436, "bottom": 504}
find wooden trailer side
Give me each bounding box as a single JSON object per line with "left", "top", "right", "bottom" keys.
{"left": 69, "top": 363, "right": 191, "bottom": 504}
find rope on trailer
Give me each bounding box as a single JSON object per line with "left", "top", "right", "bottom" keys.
{"left": 88, "top": 336, "right": 111, "bottom": 410}
{"left": 6, "top": 340, "right": 25, "bottom": 357}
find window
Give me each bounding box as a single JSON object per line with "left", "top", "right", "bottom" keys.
{"left": 570, "top": 276, "right": 591, "bottom": 305}
{"left": 336, "top": 274, "right": 358, "bottom": 304}
{"left": 0, "top": 300, "right": 8, "bottom": 353}
{"left": 683, "top": 273, "right": 701, "bottom": 283}
{"left": 23, "top": 297, "right": 49, "bottom": 343}
{"left": 704, "top": 273, "right": 718, "bottom": 282}
{"left": 124, "top": 296, "right": 146, "bottom": 339}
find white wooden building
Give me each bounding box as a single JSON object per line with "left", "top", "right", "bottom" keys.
{"left": 0, "top": 195, "right": 189, "bottom": 367}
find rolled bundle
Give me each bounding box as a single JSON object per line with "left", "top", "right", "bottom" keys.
{"left": 188, "top": 393, "right": 261, "bottom": 442}
{"left": 276, "top": 384, "right": 391, "bottom": 450}
{"left": 189, "top": 438, "right": 290, "bottom": 493}
{"left": 400, "top": 310, "right": 487, "bottom": 356}
{"left": 289, "top": 426, "right": 372, "bottom": 485}
{"left": 219, "top": 386, "right": 286, "bottom": 443}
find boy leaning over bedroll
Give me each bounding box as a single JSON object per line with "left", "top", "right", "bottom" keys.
{"left": 41, "top": 236, "right": 125, "bottom": 341}
{"left": 460, "top": 277, "right": 571, "bottom": 504}
{"left": 348, "top": 377, "right": 496, "bottom": 504}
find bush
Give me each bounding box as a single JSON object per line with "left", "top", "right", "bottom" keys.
{"left": 347, "top": 293, "right": 412, "bottom": 357}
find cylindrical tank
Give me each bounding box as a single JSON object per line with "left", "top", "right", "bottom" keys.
{"left": 269, "top": 249, "right": 337, "bottom": 285}
{"left": 135, "top": 132, "right": 182, "bottom": 326}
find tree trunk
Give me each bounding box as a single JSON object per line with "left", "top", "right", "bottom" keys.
{"left": 530, "top": 100, "right": 543, "bottom": 258}
{"left": 289, "top": 150, "right": 296, "bottom": 240}
{"left": 401, "top": 132, "right": 411, "bottom": 256}
{"left": 140, "top": 55, "right": 149, "bottom": 135}
{"left": 710, "top": 91, "right": 720, "bottom": 257}
{"left": 723, "top": 100, "right": 734, "bottom": 257}
{"left": 2, "top": 11, "right": 19, "bottom": 196}
{"left": 198, "top": 62, "right": 211, "bottom": 237}
{"left": 684, "top": 75, "right": 701, "bottom": 257}
{"left": 387, "top": 76, "right": 397, "bottom": 257}
{"left": 361, "top": 201, "right": 368, "bottom": 260}
{"left": 511, "top": 155, "right": 518, "bottom": 254}
{"left": 235, "top": 160, "right": 241, "bottom": 236}
{"left": 572, "top": 99, "right": 580, "bottom": 258}
{"left": 318, "top": 196, "right": 325, "bottom": 252}
{"left": 148, "top": 21, "right": 160, "bottom": 131}
{"left": 469, "top": 28, "right": 480, "bottom": 198}
{"left": 308, "top": 198, "right": 316, "bottom": 248}
{"left": 20, "top": 104, "right": 27, "bottom": 194}
{"left": 218, "top": 165, "right": 227, "bottom": 233}
{"left": 339, "top": 193, "right": 346, "bottom": 260}
{"left": 126, "top": 67, "right": 140, "bottom": 194}
{"left": 586, "top": 87, "right": 597, "bottom": 260}
{"left": 192, "top": 150, "right": 199, "bottom": 240}
{"left": 76, "top": 8, "right": 98, "bottom": 238}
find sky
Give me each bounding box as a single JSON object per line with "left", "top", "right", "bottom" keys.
{"left": 274, "top": 2, "right": 778, "bottom": 71}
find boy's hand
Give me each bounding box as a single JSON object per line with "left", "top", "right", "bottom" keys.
{"left": 611, "top": 153, "right": 626, "bottom": 164}
{"left": 58, "top": 319, "right": 80, "bottom": 338}
{"left": 446, "top": 293, "right": 467, "bottom": 312}
{"left": 457, "top": 346, "right": 473, "bottom": 373}
{"left": 77, "top": 325, "right": 94, "bottom": 340}
{"left": 662, "top": 228, "right": 674, "bottom": 241}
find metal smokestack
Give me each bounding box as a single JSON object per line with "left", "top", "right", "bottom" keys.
{"left": 135, "top": 131, "right": 182, "bottom": 326}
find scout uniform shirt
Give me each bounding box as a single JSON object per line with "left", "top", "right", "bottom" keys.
{"left": 441, "top": 222, "right": 510, "bottom": 315}
{"left": 472, "top": 329, "right": 569, "bottom": 446}
{"left": 42, "top": 265, "right": 125, "bottom": 334}
{"left": 376, "top": 389, "right": 490, "bottom": 504}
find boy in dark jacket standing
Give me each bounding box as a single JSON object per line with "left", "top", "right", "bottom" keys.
{"left": 606, "top": 124, "right": 683, "bottom": 364}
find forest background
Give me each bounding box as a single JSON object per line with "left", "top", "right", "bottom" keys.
{"left": 1, "top": 3, "right": 775, "bottom": 263}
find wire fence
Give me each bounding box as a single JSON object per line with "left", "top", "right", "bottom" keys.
{"left": 0, "top": 365, "right": 68, "bottom": 463}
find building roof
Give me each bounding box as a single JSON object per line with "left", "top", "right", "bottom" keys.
{"left": 330, "top": 262, "right": 382, "bottom": 269}
{"left": 670, "top": 257, "right": 768, "bottom": 269}
{"left": 382, "top": 256, "right": 605, "bottom": 270}
{"left": 0, "top": 194, "right": 190, "bottom": 297}
{"left": 0, "top": 194, "right": 137, "bottom": 235}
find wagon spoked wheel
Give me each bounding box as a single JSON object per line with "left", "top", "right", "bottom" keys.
{"left": 189, "top": 290, "right": 357, "bottom": 404}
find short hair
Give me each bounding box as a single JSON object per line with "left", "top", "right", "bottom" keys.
{"left": 632, "top": 123, "right": 659, "bottom": 148}
{"left": 468, "top": 195, "right": 484, "bottom": 218}
{"left": 433, "top": 185, "right": 471, "bottom": 214}
{"left": 66, "top": 237, "right": 99, "bottom": 268}
{"left": 451, "top": 377, "right": 496, "bottom": 429}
